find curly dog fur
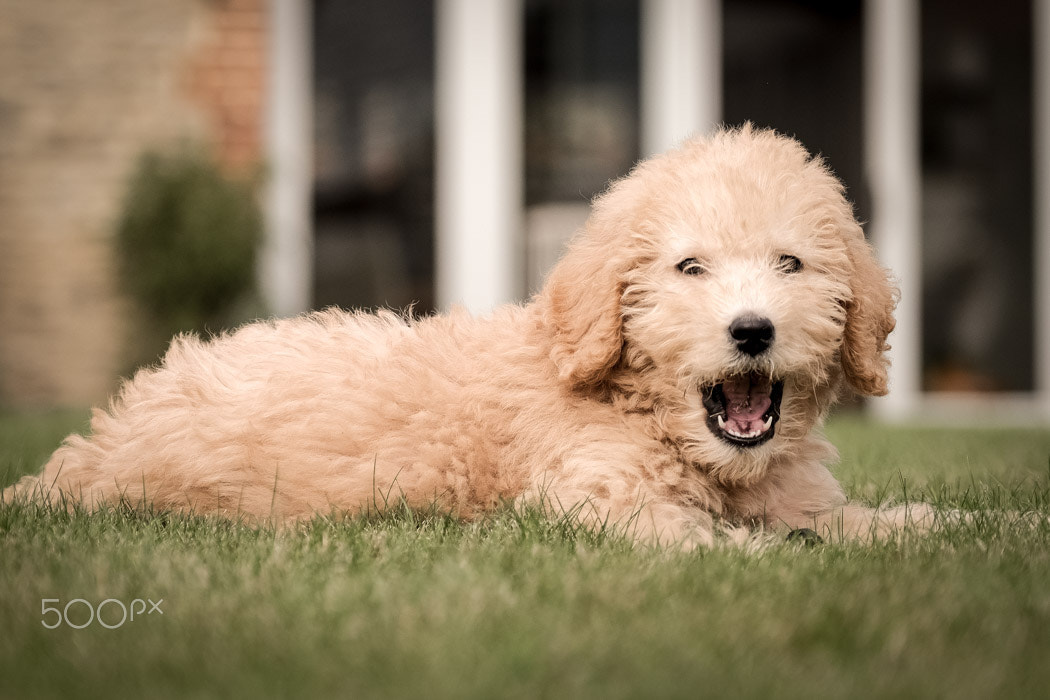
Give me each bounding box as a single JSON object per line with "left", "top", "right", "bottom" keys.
{"left": 6, "top": 126, "right": 932, "bottom": 545}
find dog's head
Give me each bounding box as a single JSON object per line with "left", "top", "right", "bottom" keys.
{"left": 539, "top": 126, "right": 896, "bottom": 479}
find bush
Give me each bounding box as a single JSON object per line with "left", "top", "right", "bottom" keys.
{"left": 116, "top": 149, "right": 263, "bottom": 364}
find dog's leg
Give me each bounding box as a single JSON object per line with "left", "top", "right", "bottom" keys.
{"left": 521, "top": 436, "right": 729, "bottom": 548}
{"left": 802, "top": 502, "right": 938, "bottom": 543}
{"left": 526, "top": 481, "right": 719, "bottom": 548}
{"left": 748, "top": 458, "right": 939, "bottom": 543}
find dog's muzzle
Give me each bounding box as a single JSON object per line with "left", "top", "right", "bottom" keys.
{"left": 701, "top": 372, "right": 784, "bottom": 447}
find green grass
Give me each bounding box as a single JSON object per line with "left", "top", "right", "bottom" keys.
{"left": 2, "top": 410, "right": 1050, "bottom": 699}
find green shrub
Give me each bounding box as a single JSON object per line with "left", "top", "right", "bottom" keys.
{"left": 116, "top": 149, "right": 263, "bottom": 364}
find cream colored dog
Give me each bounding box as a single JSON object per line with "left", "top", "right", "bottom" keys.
{"left": 6, "top": 126, "right": 932, "bottom": 546}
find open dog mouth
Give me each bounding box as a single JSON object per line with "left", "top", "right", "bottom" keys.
{"left": 701, "top": 372, "right": 784, "bottom": 448}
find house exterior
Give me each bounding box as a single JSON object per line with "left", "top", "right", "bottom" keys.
{"left": 0, "top": 0, "right": 271, "bottom": 406}
{"left": 1, "top": 0, "right": 1047, "bottom": 424}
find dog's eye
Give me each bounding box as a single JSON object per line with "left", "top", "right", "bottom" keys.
{"left": 777, "top": 254, "right": 803, "bottom": 274}
{"left": 676, "top": 258, "right": 706, "bottom": 275}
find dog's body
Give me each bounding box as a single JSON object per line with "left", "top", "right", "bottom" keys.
{"left": 7, "top": 127, "right": 931, "bottom": 545}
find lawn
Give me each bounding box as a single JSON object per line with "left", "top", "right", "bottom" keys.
{"left": 1, "top": 410, "right": 1049, "bottom": 699}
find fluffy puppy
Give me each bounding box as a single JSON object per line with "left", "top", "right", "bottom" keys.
{"left": 5, "top": 126, "right": 932, "bottom": 546}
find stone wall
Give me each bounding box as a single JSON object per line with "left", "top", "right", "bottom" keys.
{"left": 0, "top": 0, "right": 266, "bottom": 407}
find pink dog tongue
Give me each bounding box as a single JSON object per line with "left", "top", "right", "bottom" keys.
{"left": 722, "top": 374, "right": 772, "bottom": 429}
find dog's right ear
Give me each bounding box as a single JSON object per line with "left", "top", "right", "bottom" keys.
{"left": 539, "top": 226, "right": 627, "bottom": 388}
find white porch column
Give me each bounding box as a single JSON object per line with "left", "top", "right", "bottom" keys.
{"left": 1035, "top": 0, "right": 1050, "bottom": 416}
{"left": 864, "top": 0, "right": 922, "bottom": 418}
{"left": 435, "top": 0, "right": 523, "bottom": 313}
{"left": 640, "top": 0, "right": 722, "bottom": 156}
{"left": 262, "top": 0, "right": 313, "bottom": 317}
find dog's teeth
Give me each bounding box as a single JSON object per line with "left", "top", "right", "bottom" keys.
{"left": 716, "top": 413, "right": 775, "bottom": 441}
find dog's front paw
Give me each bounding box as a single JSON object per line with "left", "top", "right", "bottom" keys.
{"left": 786, "top": 528, "right": 824, "bottom": 546}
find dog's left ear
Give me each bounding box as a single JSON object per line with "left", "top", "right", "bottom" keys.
{"left": 539, "top": 226, "right": 627, "bottom": 388}
{"left": 840, "top": 223, "right": 898, "bottom": 396}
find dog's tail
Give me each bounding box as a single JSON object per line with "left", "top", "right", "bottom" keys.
{"left": 2, "top": 433, "right": 108, "bottom": 510}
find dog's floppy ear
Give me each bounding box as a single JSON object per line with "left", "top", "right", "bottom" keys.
{"left": 540, "top": 224, "right": 628, "bottom": 388}
{"left": 840, "top": 223, "right": 898, "bottom": 396}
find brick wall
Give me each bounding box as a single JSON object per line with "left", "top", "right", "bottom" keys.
{"left": 186, "top": 0, "right": 267, "bottom": 172}
{"left": 0, "top": 0, "right": 267, "bottom": 407}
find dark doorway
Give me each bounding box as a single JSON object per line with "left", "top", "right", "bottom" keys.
{"left": 920, "top": 0, "right": 1034, "bottom": 392}
{"left": 312, "top": 0, "right": 436, "bottom": 313}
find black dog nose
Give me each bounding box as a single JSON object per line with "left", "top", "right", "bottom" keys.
{"left": 729, "top": 316, "right": 775, "bottom": 356}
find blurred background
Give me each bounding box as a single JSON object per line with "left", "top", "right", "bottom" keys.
{"left": 0, "top": 0, "right": 1046, "bottom": 424}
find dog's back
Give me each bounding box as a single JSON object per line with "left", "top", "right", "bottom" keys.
{"left": 6, "top": 306, "right": 550, "bottom": 521}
